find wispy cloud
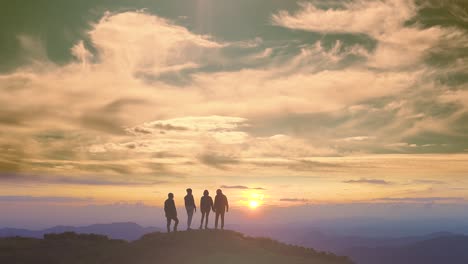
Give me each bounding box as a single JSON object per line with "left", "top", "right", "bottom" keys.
{"left": 280, "top": 198, "right": 310, "bottom": 203}
{"left": 220, "top": 185, "right": 266, "bottom": 190}
{"left": 272, "top": 0, "right": 467, "bottom": 69}
{"left": 0, "top": 195, "right": 93, "bottom": 203}
{"left": 272, "top": 0, "right": 417, "bottom": 35}
{"left": 0, "top": 173, "right": 170, "bottom": 186}
{"left": 412, "top": 180, "right": 446, "bottom": 185}
{"left": 375, "top": 197, "right": 465, "bottom": 203}
{"left": 198, "top": 153, "right": 240, "bottom": 170}
{"left": 343, "top": 178, "right": 392, "bottom": 185}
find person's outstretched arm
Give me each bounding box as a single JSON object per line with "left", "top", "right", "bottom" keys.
{"left": 210, "top": 197, "right": 214, "bottom": 212}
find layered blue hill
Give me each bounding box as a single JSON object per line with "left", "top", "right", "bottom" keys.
{"left": 0, "top": 222, "right": 160, "bottom": 241}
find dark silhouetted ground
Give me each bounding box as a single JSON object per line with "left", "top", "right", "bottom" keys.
{"left": 0, "top": 230, "right": 353, "bottom": 264}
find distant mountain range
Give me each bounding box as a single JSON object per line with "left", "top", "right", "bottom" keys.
{"left": 285, "top": 229, "right": 468, "bottom": 264}
{"left": 0, "top": 230, "right": 352, "bottom": 264}
{"left": 287, "top": 230, "right": 459, "bottom": 253}
{"left": 342, "top": 235, "right": 468, "bottom": 264}
{"left": 242, "top": 226, "right": 459, "bottom": 252}
{"left": 241, "top": 226, "right": 468, "bottom": 264}
{"left": 3, "top": 223, "right": 468, "bottom": 263}
{"left": 0, "top": 222, "right": 160, "bottom": 241}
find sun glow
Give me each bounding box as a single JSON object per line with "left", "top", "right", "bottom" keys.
{"left": 249, "top": 200, "right": 260, "bottom": 209}
{"left": 245, "top": 192, "right": 264, "bottom": 210}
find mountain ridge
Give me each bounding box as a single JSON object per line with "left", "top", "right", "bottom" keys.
{"left": 0, "top": 230, "right": 353, "bottom": 264}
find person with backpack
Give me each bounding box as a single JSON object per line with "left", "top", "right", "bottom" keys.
{"left": 164, "top": 193, "right": 179, "bottom": 232}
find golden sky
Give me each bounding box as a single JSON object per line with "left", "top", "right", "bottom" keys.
{"left": 1, "top": 0, "right": 468, "bottom": 210}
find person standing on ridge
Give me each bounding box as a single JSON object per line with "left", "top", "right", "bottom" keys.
{"left": 184, "top": 188, "right": 197, "bottom": 230}
{"left": 199, "top": 190, "right": 214, "bottom": 229}
{"left": 164, "top": 193, "right": 179, "bottom": 233}
{"left": 214, "top": 189, "right": 229, "bottom": 230}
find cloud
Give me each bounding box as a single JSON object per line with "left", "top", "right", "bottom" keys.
{"left": 287, "top": 159, "right": 345, "bottom": 172}
{"left": 89, "top": 11, "right": 223, "bottom": 76}
{"left": 153, "top": 123, "right": 189, "bottom": 131}
{"left": 0, "top": 11, "right": 227, "bottom": 136}
{"left": 440, "top": 90, "right": 468, "bottom": 111}
{"left": 220, "top": 185, "right": 266, "bottom": 190}
{"left": 280, "top": 198, "right": 310, "bottom": 203}
{"left": 198, "top": 153, "right": 240, "bottom": 170}
{"left": 80, "top": 113, "right": 126, "bottom": 135}
{"left": 343, "top": 178, "right": 392, "bottom": 185}
{"left": 412, "top": 180, "right": 446, "bottom": 185}
{"left": 0, "top": 195, "right": 93, "bottom": 203}
{"left": 385, "top": 142, "right": 418, "bottom": 148}
{"left": 272, "top": 0, "right": 416, "bottom": 35}
{"left": 338, "top": 136, "right": 376, "bottom": 142}
{"left": 375, "top": 197, "right": 465, "bottom": 203}
{"left": 127, "top": 116, "right": 247, "bottom": 136}
{"left": 191, "top": 59, "right": 422, "bottom": 114}
{"left": 0, "top": 9, "right": 441, "bottom": 173}
{"left": 272, "top": 0, "right": 467, "bottom": 69}
{"left": 0, "top": 172, "right": 170, "bottom": 186}
{"left": 0, "top": 4, "right": 467, "bottom": 203}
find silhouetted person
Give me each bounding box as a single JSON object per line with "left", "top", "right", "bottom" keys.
{"left": 164, "top": 193, "right": 179, "bottom": 232}
{"left": 214, "top": 189, "right": 229, "bottom": 230}
{"left": 184, "top": 188, "right": 197, "bottom": 230}
{"left": 199, "top": 190, "right": 214, "bottom": 229}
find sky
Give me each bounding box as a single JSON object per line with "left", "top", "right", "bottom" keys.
{"left": 1, "top": 0, "right": 468, "bottom": 226}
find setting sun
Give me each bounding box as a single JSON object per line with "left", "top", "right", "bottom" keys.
{"left": 249, "top": 200, "right": 260, "bottom": 209}
{"left": 244, "top": 192, "right": 264, "bottom": 209}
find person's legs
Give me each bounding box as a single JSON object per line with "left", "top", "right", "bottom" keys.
{"left": 200, "top": 211, "right": 205, "bottom": 229}
{"left": 215, "top": 212, "right": 220, "bottom": 229}
{"left": 205, "top": 211, "right": 210, "bottom": 228}
{"left": 166, "top": 217, "right": 171, "bottom": 233}
{"left": 173, "top": 217, "right": 179, "bottom": 232}
{"left": 187, "top": 207, "right": 194, "bottom": 229}
{"left": 220, "top": 211, "right": 225, "bottom": 229}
